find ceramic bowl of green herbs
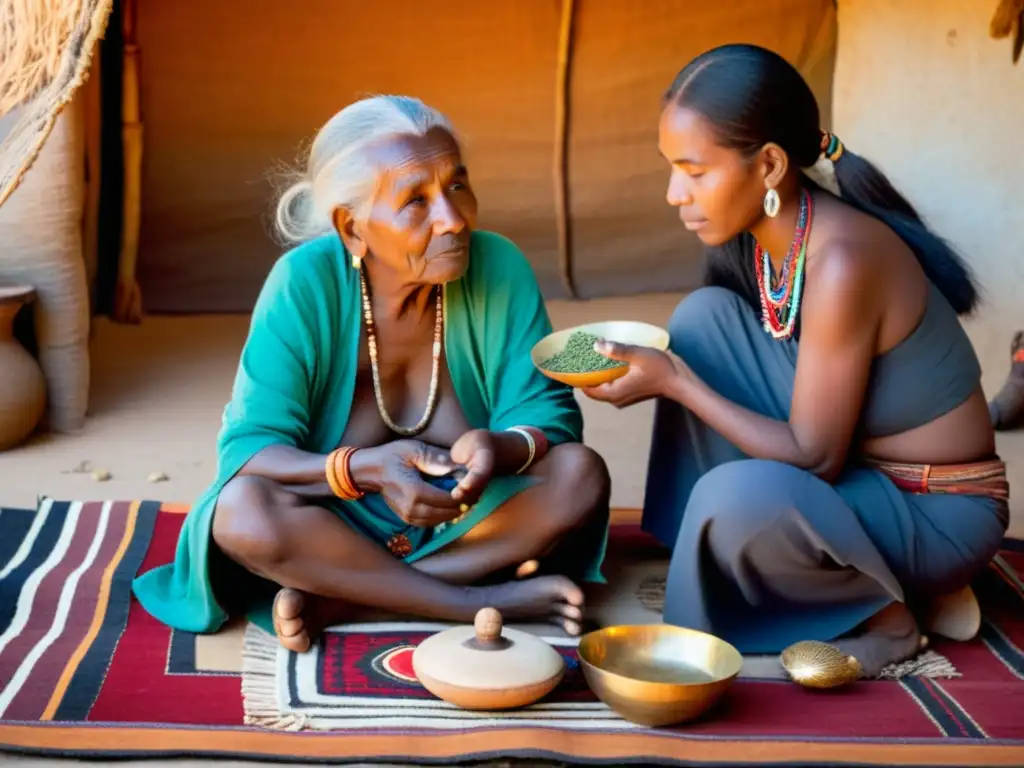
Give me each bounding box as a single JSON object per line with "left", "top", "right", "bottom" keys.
{"left": 531, "top": 321, "right": 670, "bottom": 388}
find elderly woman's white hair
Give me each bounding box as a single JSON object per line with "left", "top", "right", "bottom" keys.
{"left": 274, "top": 95, "right": 456, "bottom": 244}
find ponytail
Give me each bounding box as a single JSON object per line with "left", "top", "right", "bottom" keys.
{"left": 827, "top": 136, "right": 978, "bottom": 315}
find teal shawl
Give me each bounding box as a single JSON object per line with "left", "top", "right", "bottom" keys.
{"left": 132, "top": 230, "right": 604, "bottom": 634}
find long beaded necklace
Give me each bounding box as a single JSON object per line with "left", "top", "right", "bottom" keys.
{"left": 754, "top": 187, "right": 813, "bottom": 341}
{"left": 359, "top": 268, "right": 444, "bottom": 436}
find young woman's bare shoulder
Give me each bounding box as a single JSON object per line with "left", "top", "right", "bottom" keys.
{"left": 810, "top": 197, "right": 907, "bottom": 284}
{"left": 805, "top": 229, "right": 887, "bottom": 324}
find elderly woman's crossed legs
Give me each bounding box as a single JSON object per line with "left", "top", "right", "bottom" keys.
{"left": 212, "top": 443, "right": 610, "bottom": 651}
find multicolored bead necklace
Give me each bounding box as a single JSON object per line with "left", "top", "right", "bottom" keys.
{"left": 754, "top": 187, "right": 814, "bottom": 341}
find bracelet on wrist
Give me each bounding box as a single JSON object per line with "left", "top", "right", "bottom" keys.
{"left": 325, "top": 447, "right": 364, "bottom": 500}
{"left": 506, "top": 426, "right": 549, "bottom": 474}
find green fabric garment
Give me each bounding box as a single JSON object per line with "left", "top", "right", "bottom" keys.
{"left": 132, "top": 230, "right": 608, "bottom": 634}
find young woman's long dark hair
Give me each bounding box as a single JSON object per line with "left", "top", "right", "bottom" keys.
{"left": 664, "top": 44, "right": 979, "bottom": 320}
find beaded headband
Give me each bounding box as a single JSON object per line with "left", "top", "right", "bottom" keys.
{"left": 819, "top": 131, "right": 844, "bottom": 163}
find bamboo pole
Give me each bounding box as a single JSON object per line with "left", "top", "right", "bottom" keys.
{"left": 114, "top": 0, "right": 143, "bottom": 323}
{"left": 553, "top": 0, "right": 578, "bottom": 299}
{"left": 83, "top": 48, "right": 101, "bottom": 315}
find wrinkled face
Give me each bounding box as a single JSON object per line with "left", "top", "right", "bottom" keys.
{"left": 658, "top": 104, "right": 765, "bottom": 246}
{"left": 349, "top": 127, "right": 477, "bottom": 284}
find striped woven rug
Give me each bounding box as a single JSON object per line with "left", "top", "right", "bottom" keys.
{"left": 1, "top": 498, "right": 1023, "bottom": 766}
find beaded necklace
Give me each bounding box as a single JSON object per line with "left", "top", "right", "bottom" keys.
{"left": 754, "top": 188, "right": 814, "bottom": 341}
{"left": 359, "top": 269, "right": 444, "bottom": 436}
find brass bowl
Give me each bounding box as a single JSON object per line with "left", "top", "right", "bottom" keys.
{"left": 577, "top": 624, "right": 743, "bottom": 727}
{"left": 531, "top": 321, "right": 670, "bottom": 388}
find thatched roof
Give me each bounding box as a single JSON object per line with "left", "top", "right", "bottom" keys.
{"left": 0, "top": 0, "right": 113, "bottom": 208}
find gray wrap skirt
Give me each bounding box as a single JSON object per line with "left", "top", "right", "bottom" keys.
{"left": 643, "top": 287, "right": 1009, "bottom": 654}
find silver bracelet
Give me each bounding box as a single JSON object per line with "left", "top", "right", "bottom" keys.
{"left": 506, "top": 427, "right": 536, "bottom": 474}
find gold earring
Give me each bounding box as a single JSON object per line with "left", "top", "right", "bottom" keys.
{"left": 763, "top": 188, "right": 781, "bottom": 218}
{"left": 351, "top": 252, "right": 362, "bottom": 270}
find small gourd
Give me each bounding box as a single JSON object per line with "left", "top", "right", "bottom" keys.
{"left": 781, "top": 640, "right": 862, "bottom": 689}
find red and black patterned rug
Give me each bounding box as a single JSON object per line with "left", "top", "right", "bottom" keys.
{"left": 1, "top": 499, "right": 1023, "bottom": 766}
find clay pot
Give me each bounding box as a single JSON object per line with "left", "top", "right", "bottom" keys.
{"left": 0, "top": 286, "right": 47, "bottom": 450}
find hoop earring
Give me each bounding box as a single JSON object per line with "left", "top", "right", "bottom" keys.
{"left": 763, "top": 188, "right": 781, "bottom": 218}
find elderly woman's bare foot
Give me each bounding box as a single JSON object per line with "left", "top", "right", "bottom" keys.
{"left": 482, "top": 575, "right": 586, "bottom": 635}
{"left": 272, "top": 588, "right": 352, "bottom": 653}
{"left": 830, "top": 602, "right": 922, "bottom": 678}
{"left": 272, "top": 575, "right": 585, "bottom": 650}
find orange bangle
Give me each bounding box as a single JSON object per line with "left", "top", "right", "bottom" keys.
{"left": 339, "top": 447, "right": 362, "bottom": 499}
{"left": 325, "top": 447, "right": 364, "bottom": 500}
{"left": 325, "top": 449, "right": 344, "bottom": 497}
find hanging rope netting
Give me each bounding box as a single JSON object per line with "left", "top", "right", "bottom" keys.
{"left": 0, "top": 0, "right": 112, "bottom": 207}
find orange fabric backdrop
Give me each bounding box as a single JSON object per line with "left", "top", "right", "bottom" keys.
{"left": 133, "top": 0, "right": 836, "bottom": 313}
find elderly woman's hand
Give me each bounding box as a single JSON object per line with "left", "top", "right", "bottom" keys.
{"left": 448, "top": 429, "right": 496, "bottom": 506}
{"left": 580, "top": 340, "right": 690, "bottom": 408}
{"left": 356, "top": 441, "right": 464, "bottom": 527}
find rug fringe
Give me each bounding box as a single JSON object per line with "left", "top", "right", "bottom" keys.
{"left": 241, "top": 622, "right": 309, "bottom": 731}
{"left": 878, "top": 649, "right": 961, "bottom": 680}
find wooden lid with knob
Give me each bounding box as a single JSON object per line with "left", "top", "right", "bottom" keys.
{"left": 465, "top": 606, "right": 511, "bottom": 650}
{"left": 412, "top": 608, "right": 565, "bottom": 709}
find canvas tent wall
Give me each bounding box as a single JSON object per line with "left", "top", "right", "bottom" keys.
{"left": 122, "top": 0, "right": 837, "bottom": 314}
{"left": 5, "top": 0, "right": 1022, "bottom": 438}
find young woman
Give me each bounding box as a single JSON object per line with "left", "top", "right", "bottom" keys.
{"left": 582, "top": 44, "right": 1008, "bottom": 676}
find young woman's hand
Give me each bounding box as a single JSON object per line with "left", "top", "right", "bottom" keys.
{"left": 580, "top": 340, "right": 689, "bottom": 408}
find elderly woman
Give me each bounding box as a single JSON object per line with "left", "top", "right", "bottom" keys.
{"left": 582, "top": 45, "right": 1008, "bottom": 677}
{"left": 133, "top": 96, "right": 610, "bottom": 651}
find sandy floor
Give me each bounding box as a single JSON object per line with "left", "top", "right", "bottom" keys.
{"left": 3, "top": 292, "right": 1023, "bottom": 767}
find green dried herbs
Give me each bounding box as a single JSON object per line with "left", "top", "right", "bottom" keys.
{"left": 540, "top": 331, "right": 625, "bottom": 373}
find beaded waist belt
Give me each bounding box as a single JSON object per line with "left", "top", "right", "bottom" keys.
{"left": 866, "top": 458, "right": 1009, "bottom": 502}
